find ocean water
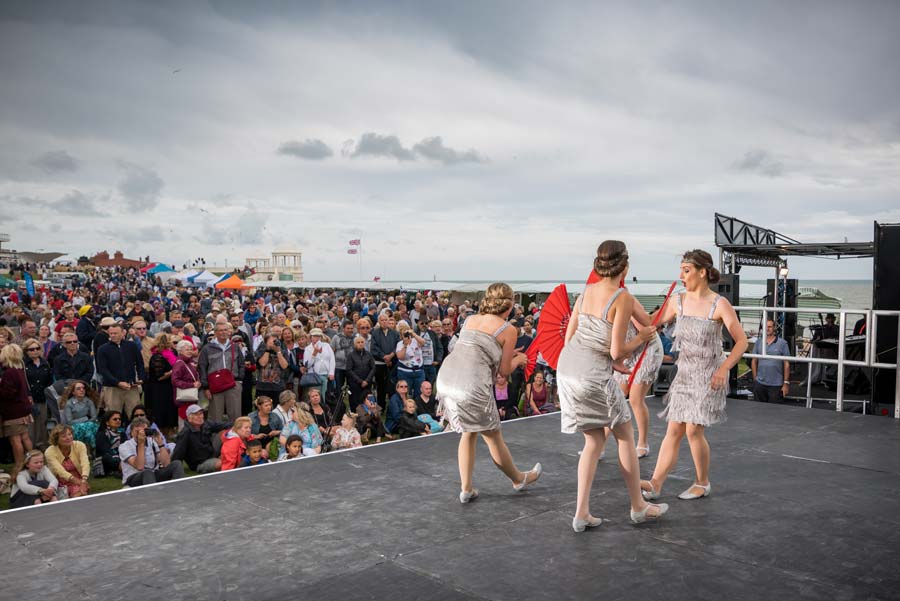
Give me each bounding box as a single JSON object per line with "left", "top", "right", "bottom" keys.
{"left": 739, "top": 279, "right": 873, "bottom": 309}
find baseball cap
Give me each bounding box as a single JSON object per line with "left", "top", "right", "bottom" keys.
{"left": 185, "top": 404, "right": 204, "bottom": 417}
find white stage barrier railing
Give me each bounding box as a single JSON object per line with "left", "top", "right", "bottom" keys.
{"left": 733, "top": 306, "right": 900, "bottom": 419}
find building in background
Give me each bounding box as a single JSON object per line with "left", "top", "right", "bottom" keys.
{"left": 245, "top": 247, "right": 304, "bottom": 282}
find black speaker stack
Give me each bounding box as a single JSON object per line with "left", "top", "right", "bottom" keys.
{"left": 873, "top": 222, "right": 900, "bottom": 414}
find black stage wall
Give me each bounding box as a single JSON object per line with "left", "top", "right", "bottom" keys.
{"left": 873, "top": 221, "right": 900, "bottom": 412}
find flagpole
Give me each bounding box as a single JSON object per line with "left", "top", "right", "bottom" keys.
{"left": 359, "top": 239, "right": 363, "bottom": 280}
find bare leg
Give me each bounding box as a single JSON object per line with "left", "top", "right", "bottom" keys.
{"left": 9, "top": 434, "right": 26, "bottom": 467}
{"left": 628, "top": 382, "right": 651, "bottom": 452}
{"left": 458, "top": 432, "right": 478, "bottom": 493}
{"left": 480, "top": 429, "right": 528, "bottom": 485}
{"left": 575, "top": 428, "right": 606, "bottom": 520}
{"left": 610, "top": 421, "right": 647, "bottom": 511}
{"left": 642, "top": 421, "right": 686, "bottom": 494}
{"left": 684, "top": 423, "right": 711, "bottom": 494}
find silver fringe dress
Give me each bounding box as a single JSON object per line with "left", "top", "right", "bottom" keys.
{"left": 660, "top": 294, "right": 727, "bottom": 426}
{"left": 613, "top": 322, "right": 664, "bottom": 387}
{"left": 557, "top": 288, "right": 632, "bottom": 433}
{"left": 436, "top": 323, "right": 509, "bottom": 433}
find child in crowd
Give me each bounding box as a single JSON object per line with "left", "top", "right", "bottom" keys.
{"left": 280, "top": 434, "right": 304, "bottom": 461}
{"left": 398, "top": 398, "right": 430, "bottom": 438}
{"left": 331, "top": 413, "right": 362, "bottom": 450}
{"left": 10, "top": 450, "right": 58, "bottom": 508}
{"left": 239, "top": 439, "right": 269, "bottom": 468}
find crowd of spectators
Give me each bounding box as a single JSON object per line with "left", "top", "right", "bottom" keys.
{"left": 0, "top": 261, "right": 558, "bottom": 506}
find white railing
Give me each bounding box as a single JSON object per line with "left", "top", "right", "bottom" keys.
{"left": 734, "top": 306, "right": 900, "bottom": 419}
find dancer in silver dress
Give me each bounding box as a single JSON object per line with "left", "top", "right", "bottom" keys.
{"left": 641, "top": 250, "right": 747, "bottom": 501}
{"left": 437, "top": 283, "right": 542, "bottom": 504}
{"left": 557, "top": 241, "right": 669, "bottom": 531}
{"left": 613, "top": 315, "right": 664, "bottom": 458}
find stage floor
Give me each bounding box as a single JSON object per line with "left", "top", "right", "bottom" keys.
{"left": 3, "top": 398, "right": 900, "bottom": 601}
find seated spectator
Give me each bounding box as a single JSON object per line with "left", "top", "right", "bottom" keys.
{"left": 494, "top": 372, "right": 518, "bottom": 421}
{"left": 331, "top": 412, "right": 362, "bottom": 450}
{"left": 94, "top": 410, "right": 126, "bottom": 477}
{"left": 239, "top": 438, "right": 269, "bottom": 467}
{"left": 119, "top": 416, "right": 184, "bottom": 486}
{"left": 386, "top": 380, "right": 411, "bottom": 435}
{"left": 524, "top": 371, "right": 551, "bottom": 416}
{"left": 279, "top": 434, "right": 303, "bottom": 461}
{"left": 46, "top": 424, "right": 91, "bottom": 498}
{"left": 9, "top": 449, "right": 58, "bottom": 508}
{"left": 398, "top": 397, "right": 429, "bottom": 439}
{"left": 356, "top": 393, "right": 386, "bottom": 444}
{"left": 220, "top": 416, "right": 256, "bottom": 471}
{"left": 171, "top": 404, "right": 230, "bottom": 474}
{"left": 416, "top": 380, "right": 440, "bottom": 420}
{"left": 126, "top": 405, "right": 176, "bottom": 454}
{"left": 59, "top": 380, "right": 99, "bottom": 448}
{"left": 307, "top": 388, "right": 336, "bottom": 442}
{"left": 272, "top": 389, "right": 296, "bottom": 429}
{"left": 249, "top": 395, "right": 283, "bottom": 453}
{"left": 279, "top": 403, "right": 322, "bottom": 457}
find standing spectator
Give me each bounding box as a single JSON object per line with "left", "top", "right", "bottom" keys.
{"left": 171, "top": 404, "right": 230, "bottom": 474}
{"left": 198, "top": 322, "right": 245, "bottom": 422}
{"left": 53, "top": 332, "right": 95, "bottom": 383}
{"left": 75, "top": 305, "right": 97, "bottom": 351}
{"left": 15, "top": 319, "right": 38, "bottom": 346}
{"left": 302, "top": 328, "right": 335, "bottom": 403}
{"left": 149, "top": 309, "right": 171, "bottom": 337}
{"left": 171, "top": 340, "right": 201, "bottom": 427}
{"left": 38, "top": 324, "right": 58, "bottom": 362}
{"left": 59, "top": 380, "right": 99, "bottom": 448}
{"left": 23, "top": 338, "right": 53, "bottom": 447}
{"left": 395, "top": 322, "right": 426, "bottom": 396}
{"left": 751, "top": 319, "right": 792, "bottom": 403}
{"left": 45, "top": 424, "right": 90, "bottom": 498}
{"left": 509, "top": 320, "right": 534, "bottom": 406}
{"left": 92, "top": 317, "right": 115, "bottom": 356}
{"left": 331, "top": 320, "right": 355, "bottom": 394}
{"left": 95, "top": 323, "right": 145, "bottom": 416}
{"left": 94, "top": 410, "right": 125, "bottom": 477}
{"left": 426, "top": 320, "right": 445, "bottom": 383}
{"left": 118, "top": 416, "right": 184, "bottom": 486}
{"left": 146, "top": 334, "right": 177, "bottom": 435}
{"left": 0, "top": 343, "right": 34, "bottom": 467}
{"left": 255, "top": 334, "right": 290, "bottom": 400}
{"left": 370, "top": 313, "right": 400, "bottom": 409}
{"left": 346, "top": 335, "right": 375, "bottom": 412}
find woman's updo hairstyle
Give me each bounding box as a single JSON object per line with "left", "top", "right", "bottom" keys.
{"left": 681, "top": 249, "right": 721, "bottom": 284}
{"left": 480, "top": 283, "right": 515, "bottom": 316}
{"left": 593, "top": 240, "right": 629, "bottom": 278}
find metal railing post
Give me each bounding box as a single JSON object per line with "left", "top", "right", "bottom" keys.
{"left": 895, "top": 318, "right": 900, "bottom": 419}
{"left": 806, "top": 363, "right": 813, "bottom": 409}
{"left": 836, "top": 311, "right": 846, "bottom": 413}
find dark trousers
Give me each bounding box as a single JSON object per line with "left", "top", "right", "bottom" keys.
{"left": 125, "top": 463, "right": 185, "bottom": 487}
{"left": 335, "top": 369, "right": 347, "bottom": 395}
{"left": 509, "top": 368, "right": 525, "bottom": 409}
{"left": 424, "top": 365, "right": 437, "bottom": 386}
{"left": 355, "top": 405, "right": 386, "bottom": 440}
{"left": 753, "top": 381, "right": 784, "bottom": 403}
{"left": 349, "top": 381, "right": 371, "bottom": 409}
{"left": 397, "top": 367, "right": 425, "bottom": 398}
{"left": 101, "top": 454, "right": 121, "bottom": 476}
{"left": 241, "top": 373, "right": 255, "bottom": 416}
{"left": 374, "top": 364, "right": 392, "bottom": 409}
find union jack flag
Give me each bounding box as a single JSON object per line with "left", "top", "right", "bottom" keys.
{"left": 347, "top": 249, "right": 358, "bottom": 255}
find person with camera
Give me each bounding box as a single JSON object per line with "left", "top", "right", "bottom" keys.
{"left": 255, "top": 333, "right": 290, "bottom": 400}
{"left": 198, "top": 322, "right": 245, "bottom": 422}
{"left": 302, "top": 328, "right": 335, "bottom": 403}
{"left": 118, "top": 415, "right": 184, "bottom": 487}
{"left": 395, "top": 321, "right": 426, "bottom": 396}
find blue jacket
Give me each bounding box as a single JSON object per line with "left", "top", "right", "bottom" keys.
{"left": 248, "top": 410, "right": 285, "bottom": 435}
{"left": 386, "top": 393, "right": 406, "bottom": 434}
{"left": 96, "top": 340, "right": 145, "bottom": 386}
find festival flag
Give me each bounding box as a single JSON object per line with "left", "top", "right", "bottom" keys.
{"left": 349, "top": 239, "right": 361, "bottom": 246}
{"left": 347, "top": 249, "right": 358, "bottom": 255}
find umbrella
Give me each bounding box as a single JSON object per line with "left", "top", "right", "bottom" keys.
{"left": 525, "top": 283, "right": 570, "bottom": 380}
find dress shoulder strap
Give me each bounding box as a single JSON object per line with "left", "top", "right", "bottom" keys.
{"left": 707, "top": 294, "right": 721, "bottom": 320}
{"left": 676, "top": 293, "right": 685, "bottom": 317}
{"left": 602, "top": 288, "right": 626, "bottom": 321}
{"left": 492, "top": 321, "right": 511, "bottom": 338}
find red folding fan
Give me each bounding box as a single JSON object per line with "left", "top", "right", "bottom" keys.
{"left": 524, "top": 283, "right": 570, "bottom": 380}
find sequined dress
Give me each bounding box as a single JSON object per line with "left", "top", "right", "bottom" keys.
{"left": 613, "top": 322, "right": 664, "bottom": 387}
{"left": 660, "top": 294, "right": 727, "bottom": 426}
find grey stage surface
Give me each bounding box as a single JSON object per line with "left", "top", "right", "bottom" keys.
{"left": 3, "top": 398, "right": 900, "bottom": 601}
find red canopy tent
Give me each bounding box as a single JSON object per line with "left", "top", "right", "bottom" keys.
{"left": 215, "top": 274, "right": 245, "bottom": 289}
{"left": 139, "top": 263, "right": 158, "bottom": 273}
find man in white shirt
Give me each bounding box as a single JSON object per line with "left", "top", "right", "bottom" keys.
{"left": 303, "top": 328, "right": 335, "bottom": 404}
{"left": 119, "top": 417, "right": 184, "bottom": 487}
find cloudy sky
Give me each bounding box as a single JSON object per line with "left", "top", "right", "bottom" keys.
{"left": 1, "top": 1, "right": 898, "bottom": 281}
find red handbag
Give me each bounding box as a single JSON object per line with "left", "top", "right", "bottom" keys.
{"left": 207, "top": 345, "right": 237, "bottom": 394}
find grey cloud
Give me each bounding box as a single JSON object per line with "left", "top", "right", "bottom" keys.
{"left": 350, "top": 133, "right": 415, "bottom": 161}
{"left": 277, "top": 139, "right": 333, "bottom": 160}
{"left": 733, "top": 149, "right": 784, "bottom": 177}
{"left": 116, "top": 160, "right": 164, "bottom": 212}
{"left": 413, "top": 136, "right": 486, "bottom": 165}
{"left": 19, "top": 190, "right": 104, "bottom": 216}
{"left": 201, "top": 208, "right": 268, "bottom": 246}
{"left": 31, "top": 150, "right": 79, "bottom": 173}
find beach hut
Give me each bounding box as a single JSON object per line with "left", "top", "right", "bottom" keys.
{"left": 215, "top": 274, "right": 245, "bottom": 289}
